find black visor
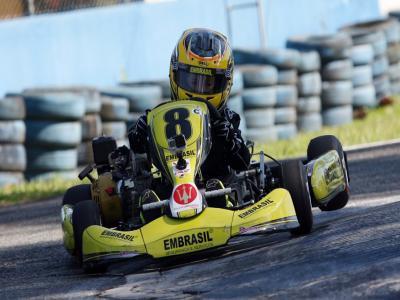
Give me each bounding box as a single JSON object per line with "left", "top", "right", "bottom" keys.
{"left": 175, "top": 67, "right": 228, "bottom": 95}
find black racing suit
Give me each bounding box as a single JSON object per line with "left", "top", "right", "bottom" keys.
{"left": 128, "top": 103, "right": 250, "bottom": 184}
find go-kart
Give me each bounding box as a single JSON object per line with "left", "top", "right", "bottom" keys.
{"left": 61, "top": 99, "right": 350, "bottom": 272}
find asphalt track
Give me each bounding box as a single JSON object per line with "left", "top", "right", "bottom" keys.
{"left": 0, "top": 142, "right": 400, "bottom": 299}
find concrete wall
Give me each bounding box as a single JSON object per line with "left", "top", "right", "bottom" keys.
{"left": 0, "top": 0, "right": 381, "bottom": 97}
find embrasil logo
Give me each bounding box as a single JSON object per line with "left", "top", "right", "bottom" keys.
{"left": 190, "top": 66, "right": 213, "bottom": 76}
{"left": 238, "top": 199, "right": 274, "bottom": 218}
{"left": 100, "top": 230, "right": 134, "bottom": 242}
{"left": 164, "top": 231, "right": 213, "bottom": 250}
{"left": 165, "top": 149, "right": 196, "bottom": 161}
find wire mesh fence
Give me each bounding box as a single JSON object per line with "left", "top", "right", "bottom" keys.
{"left": 0, "top": 0, "right": 141, "bottom": 19}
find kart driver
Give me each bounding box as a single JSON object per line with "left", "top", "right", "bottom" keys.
{"left": 128, "top": 28, "right": 250, "bottom": 212}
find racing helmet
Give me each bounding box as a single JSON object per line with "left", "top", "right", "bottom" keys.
{"left": 169, "top": 28, "right": 234, "bottom": 110}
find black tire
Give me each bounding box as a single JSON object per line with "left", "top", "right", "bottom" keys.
{"left": 72, "top": 200, "right": 101, "bottom": 264}
{"left": 62, "top": 184, "right": 92, "bottom": 206}
{"left": 307, "top": 135, "right": 350, "bottom": 211}
{"left": 282, "top": 160, "right": 313, "bottom": 235}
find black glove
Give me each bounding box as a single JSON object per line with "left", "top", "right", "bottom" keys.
{"left": 213, "top": 119, "right": 241, "bottom": 154}
{"left": 128, "top": 114, "right": 148, "bottom": 153}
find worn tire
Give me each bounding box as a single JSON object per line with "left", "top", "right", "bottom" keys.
{"left": 231, "top": 70, "right": 244, "bottom": 95}
{"left": 78, "top": 141, "right": 94, "bottom": 165}
{"left": 322, "top": 59, "right": 353, "bottom": 81}
{"left": 321, "top": 81, "right": 353, "bottom": 107}
{"left": 353, "top": 85, "right": 377, "bottom": 108}
{"left": 388, "top": 62, "right": 400, "bottom": 81}
{"left": 244, "top": 109, "right": 274, "bottom": 128}
{"left": 245, "top": 127, "right": 277, "bottom": 142}
{"left": 372, "top": 56, "right": 389, "bottom": 77}
{"left": 0, "top": 96, "right": 25, "bottom": 120}
{"left": 297, "top": 72, "right": 322, "bottom": 96}
{"left": 297, "top": 113, "right": 322, "bottom": 132}
{"left": 101, "top": 86, "right": 162, "bottom": 112}
{"left": 242, "top": 87, "right": 276, "bottom": 108}
{"left": 0, "top": 172, "right": 24, "bottom": 187}
{"left": 23, "top": 92, "right": 85, "bottom": 121}
{"left": 239, "top": 65, "right": 278, "bottom": 87}
{"left": 374, "top": 75, "right": 391, "bottom": 99}
{"left": 322, "top": 105, "right": 353, "bottom": 126}
{"left": 27, "top": 148, "right": 78, "bottom": 171}
{"left": 101, "top": 122, "right": 127, "bottom": 140}
{"left": 82, "top": 114, "right": 102, "bottom": 141}
{"left": 233, "top": 48, "right": 300, "bottom": 69}
{"left": 351, "top": 44, "right": 374, "bottom": 65}
{"left": 276, "top": 85, "right": 298, "bottom": 107}
{"left": 274, "top": 107, "right": 297, "bottom": 124}
{"left": 0, "top": 121, "right": 26, "bottom": 143}
{"left": 276, "top": 123, "right": 297, "bottom": 140}
{"left": 0, "top": 144, "right": 26, "bottom": 171}
{"left": 282, "top": 160, "right": 313, "bottom": 235}
{"left": 387, "top": 43, "right": 400, "bottom": 64}
{"left": 72, "top": 200, "right": 101, "bottom": 264}
{"left": 298, "top": 51, "right": 321, "bottom": 73}
{"left": 307, "top": 135, "right": 349, "bottom": 211}
{"left": 278, "top": 69, "right": 298, "bottom": 85}
{"left": 297, "top": 97, "right": 321, "bottom": 113}
{"left": 26, "top": 121, "right": 82, "bottom": 148}
{"left": 227, "top": 95, "right": 244, "bottom": 114}
{"left": 100, "top": 97, "right": 130, "bottom": 121}
{"left": 352, "top": 65, "right": 373, "bottom": 87}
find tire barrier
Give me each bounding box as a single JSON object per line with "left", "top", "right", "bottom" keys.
{"left": 340, "top": 17, "right": 400, "bottom": 105}
{"left": 321, "top": 105, "right": 353, "bottom": 126}
{"left": 296, "top": 50, "right": 322, "bottom": 132}
{"left": 21, "top": 90, "right": 84, "bottom": 180}
{"left": 0, "top": 96, "right": 26, "bottom": 186}
{"left": 239, "top": 65, "right": 278, "bottom": 87}
{"left": 242, "top": 86, "right": 277, "bottom": 109}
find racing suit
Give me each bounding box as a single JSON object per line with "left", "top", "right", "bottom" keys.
{"left": 128, "top": 104, "right": 250, "bottom": 183}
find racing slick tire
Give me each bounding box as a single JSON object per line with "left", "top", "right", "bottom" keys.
{"left": 282, "top": 160, "right": 313, "bottom": 235}
{"left": 72, "top": 199, "right": 101, "bottom": 268}
{"left": 62, "top": 184, "right": 92, "bottom": 206}
{"left": 307, "top": 135, "right": 350, "bottom": 211}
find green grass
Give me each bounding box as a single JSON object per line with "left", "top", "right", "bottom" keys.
{"left": 0, "top": 177, "right": 87, "bottom": 206}
{"left": 1, "top": 101, "right": 399, "bottom": 206}
{"left": 257, "top": 102, "right": 400, "bottom": 159}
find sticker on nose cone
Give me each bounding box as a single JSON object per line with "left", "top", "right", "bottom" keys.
{"left": 173, "top": 184, "right": 197, "bottom": 205}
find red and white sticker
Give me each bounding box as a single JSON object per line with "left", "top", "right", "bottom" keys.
{"left": 173, "top": 184, "right": 198, "bottom": 205}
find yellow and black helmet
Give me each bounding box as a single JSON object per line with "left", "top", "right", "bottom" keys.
{"left": 169, "top": 28, "right": 234, "bottom": 110}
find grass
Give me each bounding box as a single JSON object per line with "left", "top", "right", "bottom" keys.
{"left": 0, "top": 177, "right": 87, "bottom": 207}
{"left": 0, "top": 100, "right": 399, "bottom": 206}
{"left": 257, "top": 101, "right": 400, "bottom": 159}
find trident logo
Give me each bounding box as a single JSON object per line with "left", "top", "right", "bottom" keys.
{"left": 173, "top": 184, "right": 197, "bottom": 205}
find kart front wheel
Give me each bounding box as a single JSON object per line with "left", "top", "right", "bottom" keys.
{"left": 62, "top": 184, "right": 92, "bottom": 206}
{"left": 307, "top": 135, "right": 350, "bottom": 211}
{"left": 72, "top": 200, "right": 101, "bottom": 264}
{"left": 282, "top": 160, "right": 313, "bottom": 235}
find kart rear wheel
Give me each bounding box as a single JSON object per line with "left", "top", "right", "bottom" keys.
{"left": 282, "top": 160, "right": 313, "bottom": 235}
{"left": 307, "top": 135, "right": 350, "bottom": 211}
{"left": 72, "top": 200, "right": 100, "bottom": 265}
{"left": 62, "top": 184, "right": 91, "bottom": 206}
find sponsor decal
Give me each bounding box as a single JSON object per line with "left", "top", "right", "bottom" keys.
{"left": 173, "top": 183, "right": 197, "bottom": 205}
{"left": 238, "top": 199, "right": 274, "bottom": 219}
{"left": 163, "top": 231, "right": 213, "bottom": 250}
{"left": 100, "top": 230, "right": 134, "bottom": 242}
{"left": 165, "top": 149, "right": 196, "bottom": 162}
{"left": 190, "top": 66, "right": 213, "bottom": 76}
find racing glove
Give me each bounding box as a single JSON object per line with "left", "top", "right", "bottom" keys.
{"left": 213, "top": 119, "right": 241, "bottom": 154}
{"left": 128, "top": 114, "right": 148, "bottom": 153}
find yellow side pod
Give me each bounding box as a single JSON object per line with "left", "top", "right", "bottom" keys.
{"left": 82, "top": 188, "right": 298, "bottom": 263}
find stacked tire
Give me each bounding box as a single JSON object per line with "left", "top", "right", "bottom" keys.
{"left": 101, "top": 85, "right": 163, "bottom": 138}
{"left": 341, "top": 18, "right": 400, "bottom": 104}
{"left": 287, "top": 33, "right": 354, "bottom": 126}
{"left": 0, "top": 95, "right": 26, "bottom": 187}
{"left": 227, "top": 69, "right": 247, "bottom": 137}
{"left": 78, "top": 88, "right": 102, "bottom": 166}
{"left": 296, "top": 51, "right": 323, "bottom": 132}
{"left": 100, "top": 96, "right": 129, "bottom": 147}
{"left": 23, "top": 92, "right": 85, "bottom": 180}
{"left": 237, "top": 64, "right": 278, "bottom": 142}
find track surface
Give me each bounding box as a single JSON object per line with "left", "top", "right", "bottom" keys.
{"left": 0, "top": 143, "right": 400, "bottom": 299}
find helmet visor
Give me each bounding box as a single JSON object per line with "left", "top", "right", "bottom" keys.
{"left": 175, "top": 66, "right": 228, "bottom": 95}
